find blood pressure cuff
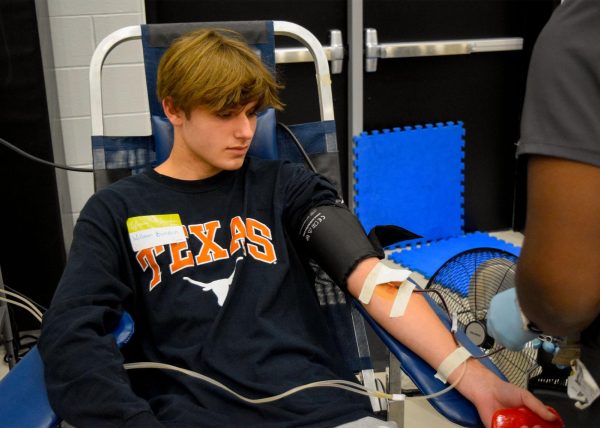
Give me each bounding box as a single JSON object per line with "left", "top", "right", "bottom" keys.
{"left": 299, "top": 203, "right": 384, "bottom": 288}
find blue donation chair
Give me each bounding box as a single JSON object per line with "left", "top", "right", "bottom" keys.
{"left": 0, "top": 21, "right": 504, "bottom": 428}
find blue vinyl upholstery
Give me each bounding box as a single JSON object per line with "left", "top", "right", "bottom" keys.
{"left": 0, "top": 312, "right": 134, "bottom": 428}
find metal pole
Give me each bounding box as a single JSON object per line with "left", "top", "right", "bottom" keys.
{"left": 348, "top": 0, "right": 364, "bottom": 212}
{"left": 0, "top": 266, "right": 16, "bottom": 369}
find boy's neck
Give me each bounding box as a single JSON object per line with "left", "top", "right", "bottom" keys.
{"left": 154, "top": 153, "right": 222, "bottom": 181}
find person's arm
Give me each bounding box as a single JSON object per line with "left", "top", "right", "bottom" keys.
{"left": 517, "top": 155, "right": 600, "bottom": 336}
{"left": 347, "top": 258, "right": 556, "bottom": 428}
{"left": 284, "top": 164, "right": 554, "bottom": 425}
{"left": 38, "top": 195, "right": 163, "bottom": 427}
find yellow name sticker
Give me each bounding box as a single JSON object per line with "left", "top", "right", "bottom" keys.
{"left": 126, "top": 214, "right": 186, "bottom": 252}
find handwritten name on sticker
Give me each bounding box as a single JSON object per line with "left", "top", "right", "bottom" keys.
{"left": 127, "top": 214, "right": 186, "bottom": 252}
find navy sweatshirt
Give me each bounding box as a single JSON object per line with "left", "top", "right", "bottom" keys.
{"left": 38, "top": 158, "right": 373, "bottom": 427}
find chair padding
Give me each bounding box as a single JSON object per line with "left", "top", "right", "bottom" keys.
{"left": 0, "top": 347, "right": 58, "bottom": 428}
{"left": 151, "top": 115, "right": 173, "bottom": 165}
{"left": 0, "top": 312, "right": 135, "bottom": 428}
{"left": 248, "top": 108, "right": 278, "bottom": 160}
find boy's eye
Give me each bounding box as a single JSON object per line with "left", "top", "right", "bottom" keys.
{"left": 217, "top": 105, "right": 258, "bottom": 119}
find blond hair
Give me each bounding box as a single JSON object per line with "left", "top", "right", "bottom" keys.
{"left": 157, "top": 28, "right": 283, "bottom": 116}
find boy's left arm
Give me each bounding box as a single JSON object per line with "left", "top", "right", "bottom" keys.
{"left": 288, "top": 172, "right": 553, "bottom": 425}
{"left": 346, "top": 257, "right": 556, "bottom": 428}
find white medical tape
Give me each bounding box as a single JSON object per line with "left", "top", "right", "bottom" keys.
{"left": 358, "top": 261, "right": 411, "bottom": 305}
{"left": 389, "top": 280, "right": 416, "bottom": 317}
{"left": 434, "top": 346, "right": 471, "bottom": 384}
{"left": 358, "top": 262, "right": 383, "bottom": 304}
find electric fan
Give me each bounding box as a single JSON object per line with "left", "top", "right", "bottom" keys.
{"left": 424, "top": 247, "right": 542, "bottom": 389}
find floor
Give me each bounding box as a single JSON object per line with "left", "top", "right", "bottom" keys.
{"left": 0, "top": 230, "right": 524, "bottom": 428}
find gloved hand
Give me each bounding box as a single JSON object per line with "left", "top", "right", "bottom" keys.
{"left": 487, "top": 288, "right": 539, "bottom": 351}
{"left": 532, "top": 337, "right": 559, "bottom": 354}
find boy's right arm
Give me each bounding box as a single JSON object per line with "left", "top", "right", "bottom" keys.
{"left": 38, "top": 197, "right": 163, "bottom": 427}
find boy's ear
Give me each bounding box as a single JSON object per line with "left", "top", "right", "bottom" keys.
{"left": 162, "top": 97, "right": 184, "bottom": 126}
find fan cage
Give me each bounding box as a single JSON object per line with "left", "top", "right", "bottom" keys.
{"left": 425, "top": 247, "right": 541, "bottom": 388}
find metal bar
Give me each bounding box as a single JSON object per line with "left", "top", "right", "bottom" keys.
{"left": 90, "top": 23, "right": 338, "bottom": 136}
{"left": 365, "top": 28, "right": 523, "bottom": 72}
{"left": 350, "top": 304, "right": 382, "bottom": 413}
{"left": 274, "top": 29, "right": 344, "bottom": 74}
{"left": 0, "top": 266, "right": 16, "bottom": 369}
{"left": 379, "top": 38, "right": 523, "bottom": 58}
{"left": 272, "top": 21, "right": 335, "bottom": 122}
{"left": 388, "top": 353, "right": 404, "bottom": 428}
{"left": 348, "top": 0, "right": 364, "bottom": 211}
{"left": 90, "top": 26, "right": 141, "bottom": 136}
{"left": 275, "top": 47, "right": 329, "bottom": 63}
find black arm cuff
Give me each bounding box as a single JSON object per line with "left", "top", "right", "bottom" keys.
{"left": 299, "top": 203, "right": 384, "bottom": 288}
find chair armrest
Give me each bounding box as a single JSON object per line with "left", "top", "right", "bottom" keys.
{"left": 0, "top": 311, "right": 135, "bottom": 428}
{"left": 113, "top": 311, "right": 135, "bottom": 348}
{"left": 0, "top": 347, "right": 59, "bottom": 428}
{"left": 353, "top": 291, "right": 505, "bottom": 428}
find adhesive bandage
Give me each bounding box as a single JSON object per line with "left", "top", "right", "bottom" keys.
{"left": 434, "top": 346, "right": 471, "bottom": 384}
{"left": 359, "top": 262, "right": 412, "bottom": 317}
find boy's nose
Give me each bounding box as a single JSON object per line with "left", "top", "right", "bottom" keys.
{"left": 234, "top": 114, "right": 256, "bottom": 140}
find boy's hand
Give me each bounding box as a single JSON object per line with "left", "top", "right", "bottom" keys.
{"left": 475, "top": 380, "right": 557, "bottom": 428}
{"left": 461, "top": 362, "right": 557, "bottom": 428}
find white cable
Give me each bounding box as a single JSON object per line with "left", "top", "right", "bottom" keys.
{"left": 123, "top": 359, "right": 468, "bottom": 404}
{"left": 124, "top": 362, "right": 389, "bottom": 403}
{"left": 0, "top": 288, "right": 45, "bottom": 317}
{"left": 0, "top": 296, "right": 43, "bottom": 323}
{"left": 0, "top": 289, "right": 44, "bottom": 319}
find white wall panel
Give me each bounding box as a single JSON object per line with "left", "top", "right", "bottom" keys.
{"left": 49, "top": 16, "right": 95, "bottom": 67}
{"left": 48, "top": 0, "right": 141, "bottom": 17}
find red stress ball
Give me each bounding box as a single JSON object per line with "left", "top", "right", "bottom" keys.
{"left": 491, "top": 406, "right": 564, "bottom": 428}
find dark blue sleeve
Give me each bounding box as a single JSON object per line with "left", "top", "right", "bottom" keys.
{"left": 38, "top": 192, "right": 162, "bottom": 427}
{"left": 280, "top": 162, "right": 340, "bottom": 231}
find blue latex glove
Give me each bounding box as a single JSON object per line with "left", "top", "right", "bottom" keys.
{"left": 487, "top": 288, "right": 539, "bottom": 351}
{"left": 532, "top": 337, "right": 558, "bottom": 352}
{"left": 532, "top": 337, "right": 561, "bottom": 355}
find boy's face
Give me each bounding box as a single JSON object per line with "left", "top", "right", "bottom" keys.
{"left": 172, "top": 102, "right": 258, "bottom": 178}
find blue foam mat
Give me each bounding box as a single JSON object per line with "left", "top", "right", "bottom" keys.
{"left": 389, "top": 232, "right": 521, "bottom": 283}
{"left": 353, "top": 122, "right": 465, "bottom": 242}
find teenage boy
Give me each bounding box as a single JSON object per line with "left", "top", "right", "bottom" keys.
{"left": 39, "top": 28, "right": 555, "bottom": 427}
